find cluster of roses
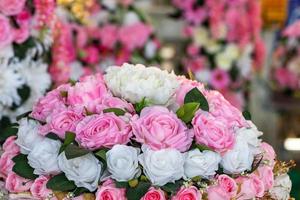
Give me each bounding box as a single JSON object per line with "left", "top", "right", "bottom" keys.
{"left": 172, "top": 0, "right": 265, "bottom": 109}
{"left": 50, "top": 0, "right": 161, "bottom": 86}
{"left": 271, "top": 20, "right": 300, "bottom": 95}
{"left": 0, "top": 64, "right": 292, "bottom": 200}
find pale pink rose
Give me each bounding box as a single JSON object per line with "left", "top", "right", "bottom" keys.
{"left": 95, "top": 179, "right": 126, "bottom": 200}
{"left": 118, "top": 23, "right": 152, "bottom": 51}
{"left": 172, "top": 186, "right": 202, "bottom": 200}
{"left": 3, "top": 136, "right": 20, "bottom": 154}
{"left": 30, "top": 175, "right": 53, "bottom": 199}
{"left": 81, "top": 46, "right": 100, "bottom": 65}
{"left": 237, "top": 175, "right": 264, "bottom": 199}
{"left": 141, "top": 187, "right": 166, "bottom": 200}
{"left": 207, "top": 186, "right": 231, "bottom": 200}
{"left": 222, "top": 90, "right": 244, "bottom": 111}
{"left": 0, "top": 152, "right": 17, "bottom": 178}
{"left": 0, "top": 0, "right": 26, "bottom": 16}
{"left": 76, "top": 113, "right": 132, "bottom": 150}
{"left": 131, "top": 106, "right": 193, "bottom": 152}
{"left": 260, "top": 142, "right": 276, "bottom": 167}
{"left": 99, "top": 25, "right": 118, "bottom": 49}
{"left": 217, "top": 175, "right": 237, "bottom": 197}
{"left": 257, "top": 166, "right": 274, "bottom": 190}
{"left": 0, "top": 14, "right": 13, "bottom": 48}
{"left": 13, "top": 26, "right": 30, "bottom": 44}
{"left": 192, "top": 110, "right": 235, "bottom": 152}
{"left": 209, "top": 69, "right": 230, "bottom": 90}
{"left": 5, "top": 172, "right": 32, "bottom": 193}
{"left": 96, "top": 95, "right": 135, "bottom": 114}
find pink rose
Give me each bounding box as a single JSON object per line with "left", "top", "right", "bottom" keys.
{"left": 99, "top": 25, "right": 118, "bottom": 49}
{"left": 207, "top": 186, "right": 231, "bottom": 200}
{"left": 0, "top": 0, "right": 26, "bottom": 16}
{"left": 81, "top": 46, "right": 100, "bottom": 65}
{"left": 237, "top": 174, "right": 264, "bottom": 199}
{"left": 172, "top": 186, "right": 202, "bottom": 200}
{"left": 95, "top": 179, "right": 126, "bottom": 200}
{"left": 222, "top": 90, "right": 244, "bottom": 111}
{"left": 13, "top": 10, "right": 31, "bottom": 43}
{"left": 30, "top": 175, "right": 53, "bottom": 199}
{"left": 96, "top": 96, "right": 135, "bottom": 114}
{"left": 131, "top": 106, "right": 193, "bottom": 152}
{"left": 192, "top": 111, "right": 235, "bottom": 152}
{"left": 76, "top": 113, "right": 132, "bottom": 150}
{"left": 217, "top": 175, "right": 237, "bottom": 197}
{"left": 260, "top": 142, "right": 276, "bottom": 167}
{"left": 0, "top": 152, "right": 17, "bottom": 178}
{"left": 209, "top": 69, "right": 230, "bottom": 90}
{"left": 141, "top": 187, "right": 166, "bottom": 200}
{"left": 5, "top": 172, "right": 32, "bottom": 193}
{"left": 257, "top": 166, "right": 274, "bottom": 190}
{"left": 0, "top": 14, "right": 13, "bottom": 48}
{"left": 3, "top": 136, "right": 20, "bottom": 154}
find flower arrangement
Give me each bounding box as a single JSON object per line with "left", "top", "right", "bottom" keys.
{"left": 0, "top": 0, "right": 54, "bottom": 139}
{"left": 271, "top": 20, "right": 300, "bottom": 97}
{"left": 50, "top": 0, "right": 161, "bottom": 86}
{"left": 0, "top": 63, "right": 294, "bottom": 200}
{"left": 172, "top": 0, "right": 265, "bottom": 109}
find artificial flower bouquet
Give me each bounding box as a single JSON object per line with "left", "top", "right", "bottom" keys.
{"left": 0, "top": 64, "right": 294, "bottom": 200}
{"left": 271, "top": 20, "right": 300, "bottom": 98}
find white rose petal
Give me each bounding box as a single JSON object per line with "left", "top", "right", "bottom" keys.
{"left": 193, "top": 27, "right": 208, "bottom": 47}
{"left": 107, "top": 145, "right": 141, "bottom": 182}
{"left": 224, "top": 43, "right": 240, "bottom": 61}
{"left": 15, "top": 118, "right": 44, "bottom": 154}
{"left": 58, "top": 152, "right": 102, "bottom": 192}
{"left": 138, "top": 146, "right": 184, "bottom": 186}
{"left": 28, "top": 138, "right": 61, "bottom": 175}
{"left": 123, "top": 11, "right": 140, "bottom": 25}
{"left": 102, "top": 0, "right": 117, "bottom": 10}
{"left": 270, "top": 174, "right": 292, "bottom": 200}
{"left": 144, "top": 41, "right": 157, "bottom": 59}
{"left": 215, "top": 52, "right": 233, "bottom": 71}
{"left": 184, "top": 149, "right": 221, "bottom": 179}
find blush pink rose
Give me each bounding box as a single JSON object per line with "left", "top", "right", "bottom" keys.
{"left": 260, "top": 142, "right": 276, "bottom": 167}
{"left": 0, "top": 0, "right": 26, "bottom": 16}
{"left": 96, "top": 95, "right": 135, "bottom": 114}
{"left": 141, "top": 187, "right": 166, "bottom": 200}
{"left": 0, "top": 14, "right": 13, "bottom": 48}
{"left": 192, "top": 111, "right": 235, "bottom": 152}
{"left": 222, "top": 90, "right": 244, "bottom": 111}
{"left": 237, "top": 174, "right": 264, "bottom": 199}
{"left": 131, "top": 106, "right": 193, "bottom": 152}
{"left": 257, "top": 166, "right": 274, "bottom": 190}
{"left": 0, "top": 152, "right": 17, "bottom": 178}
{"left": 3, "top": 136, "right": 20, "bottom": 154}
{"left": 172, "top": 186, "right": 202, "bottom": 200}
{"left": 5, "top": 172, "right": 32, "bottom": 193}
{"left": 13, "top": 25, "right": 30, "bottom": 44}
{"left": 99, "top": 25, "right": 118, "bottom": 49}
{"left": 76, "top": 113, "right": 132, "bottom": 150}
{"left": 95, "top": 179, "right": 126, "bottom": 200}
{"left": 30, "top": 175, "right": 53, "bottom": 199}
{"left": 207, "top": 186, "right": 231, "bottom": 200}
{"left": 217, "top": 175, "right": 237, "bottom": 197}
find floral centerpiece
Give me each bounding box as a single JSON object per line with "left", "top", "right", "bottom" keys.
{"left": 0, "top": 64, "right": 294, "bottom": 200}
{"left": 0, "top": 0, "right": 54, "bottom": 140}
{"left": 50, "top": 0, "right": 161, "bottom": 86}
{"left": 172, "top": 0, "right": 265, "bottom": 110}
{"left": 271, "top": 20, "right": 300, "bottom": 97}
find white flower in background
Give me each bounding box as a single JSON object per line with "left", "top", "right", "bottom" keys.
{"left": 288, "top": 57, "right": 300, "bottom": 75}
{"left": 237, "top": 44, "right": 253, "bottom": 78}
{"left": 205, "top": 39, "right": 221, "bottom": 54}
{"left": 195, "top": 69, "right": 211, "bottom": 84}
{"left": 144, "top": 40, "right": 157, "bottom": 59}
{"left": 102, "top": 0, "right": 117, "bottom": 10}
{"left": 58, "top": 152, "right": 102, "bottom": 192}
{"left": 15, "top": 118, "right": 44, "bottom": 154}
{"left": 224, "top": 44, "right": 240, "bottom": 61}
{"left": 0, "top": 45, "right": 14, "bottom": 59}
{"left": 217, "top": 24, "right": 227, "bottom": 40}
{"left": 104, "top": 63, "right": 179, "bottom": 105}
{"left": 270, "top": 174, "right": 292, "bottom": 200}
{"left": 138, "top": 145, "right": 184, "bottom": 186}
{"left": 193, "top": 27, "right": 208, "bottom": 47}
{"left": 123, "top": 11, "right": 140, "bottom": 25}
{"left": 70, "top": 61, "right": 84, "bottom": 81}
{"left": 215, "top": 52, "right": 232, "bottom": 71}
{"left": 221, "top": 136, "right": 254, "bottom": 174}
{"left": 28, "top": 138, "right": 61, "bottom": 175}
{"left": 106, "top": 145, "right": 141, "bottom": 182}
{"left": 184, "top": 149, "right": 221, "bottom": 179}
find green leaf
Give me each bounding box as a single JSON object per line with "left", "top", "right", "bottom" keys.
{"left": 125, "top": 181, "right": 151, "bottom": 200}
{"left": 184, "top": 87, "right": 209, "bottom": 111}
{"left": 60, "top": 91, "right": 68, "bottom": 98}
{"left": 176, "top": 102, "right": 200, "bottom": 123}
{"left": 115, "top": 181, "right": 129, "bottom": 189}
{"left": 16, "top": 111, "right": 32, "bottom": 121}
{"left": 13, "top": 37, "right": 36, "bottom": 60}
{"left": 64, "top": 144, "right": 90, "bottom": 160}
{"left": 195, "top": 144, "right": 213, "bottom": 152}
{"left": 45, "top": 132, "right": 61, "bottom": 141}
{"left": 17, "top": 85, "right": 31, "bottom": 106}
{"left": 95, "top": 149, "right": 107, "bottom": 161}
{"left": 12, "top": 154, "right": 38, "bottom": 180}
{"left": 103, "top": 108, "right": 126, "bottom": 116}
{"left": 134, "top": 98, "right": 149, "bottom": 114}
{"left": 46, "top": 173, "right": 76, "bottom": 191}
{"left": 242, "top": 110, "right": 252, "bottom": 120}
{"left": 59, "top": 131, "right": 76, "bottom": 153}
{"left": 73, "top": 187, "right": 89, "bottom": 197}
{"left": 161, "top": 180, "right": 184, "bottom": 194}
{"left": 0, "top": 126, "right": 18, "bottom": 143}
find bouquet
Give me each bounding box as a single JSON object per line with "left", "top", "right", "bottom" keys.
{"left": 172, "top": 0, "right": 265, "bottom": 110}
{"left": 50, "top": 0, "right": 161, "bottom": 86}
{"left": 0, "top": 0, "right": 54, "bottom": 138}
{"left": 271, "top": 20, "right": 300, "bottom": 97}
{"left": 0, "top": 64, "right": 294, "bottom": 200}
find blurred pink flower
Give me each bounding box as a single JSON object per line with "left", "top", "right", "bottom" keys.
{"left": 210, "top": 69, "right": 230, "bottom": 90}
{"left": 184, "top": 8, "right": 207, "bottom": 25}
{"left": 99, "top": 25, "right": 118, "bottom": 49}
{"left": 275, "top": 68, "right": 299, "bottom": 89}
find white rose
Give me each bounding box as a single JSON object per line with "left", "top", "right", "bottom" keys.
{"left": 205, "top": 39, "right": 221, "bottom": 54}
{"left": 270, "top": 174, "right": 292, "bottom": 200}
{"left": 224, "top": 44, "right": 240, "bottom": 60}
{"left": 215, "top": 52, "right": 233, "bottom": 71}
{"left": 236, "top": 44, "right": 253, "bottom": 78}
{"left": 15, "top": 118, "right": 44, "bottom": 154}
{"left": 102, "top": 0, "right": 117, "bottom": 10}
{"left": 195, "top": 69, "right": 211, "bottom": 83}
{"left": 184, "top": 149, "right": 221, "bottom": 179}
{"left": 28, "top": 138, "right": 61, "bottom": 175}
{"left": 144, "top": 41, "right": 157, "bottom": 59}
{"left": 58, "top": 152, "right": 102, "bottom": 192}
{"left": 104, "top": 64, "right": 179, "bottom": 105}
{"left": 193, "top": 27, "right": 208, "bottom": 47}
{"left": 106, "top": 145, "right": 141, "bottom": 182}
{"left": 138, "top": 146, "right": 184, "bottom": 186}
{"left": 123, "top": 11, "right": 140, "bottom": 25}
{"left": 221, "top": 137, "right": 254, "bottom": 174}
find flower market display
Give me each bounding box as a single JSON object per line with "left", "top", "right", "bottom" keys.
{"left": 0, "top": 0, "right": 54, "bottom": 140}
{"left": 271, "top": 20, "right": 300, "bottom": 97}
{"left": 50, "top": 0, "right": 161, "bottom": 86}
{"left": 0, "top": 63, "right": 294, "bottom": 200}
{"left": 172, "top": 0, "right": 265, "bottom": 110}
